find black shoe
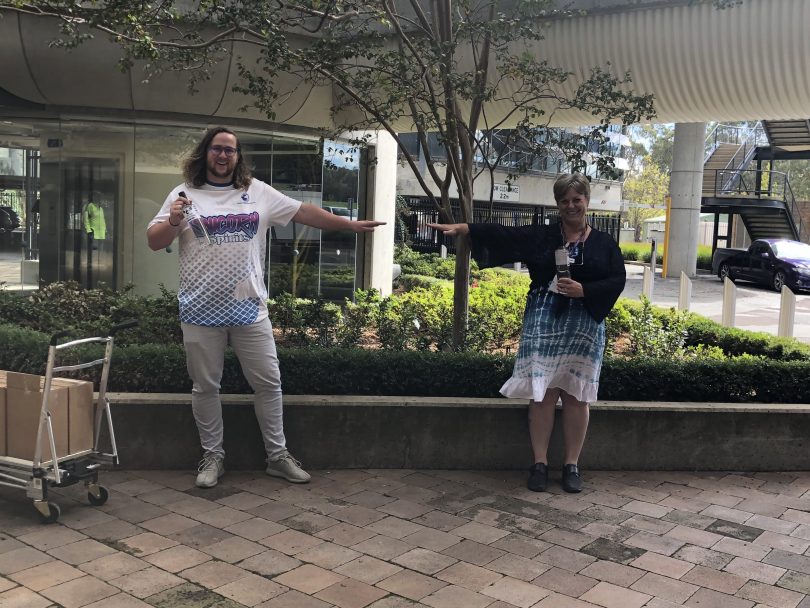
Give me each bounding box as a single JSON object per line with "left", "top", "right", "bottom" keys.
{"left": 527, "top": 462, "right": 548, "bottom": 492}
{"left": 561, "top": 464, "right": 583, "bottom": 493}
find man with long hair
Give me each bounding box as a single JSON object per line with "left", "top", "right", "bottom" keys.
{"left": 147, "top": 126, "right": 384, "bottom": 488}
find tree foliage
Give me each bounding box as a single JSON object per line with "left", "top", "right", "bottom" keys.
{"left": 775, "top": 159, "right": 810, "bottom": 201}
{"left": 1, "top": 0, "right": 659, "bottom": 346}
{"left": 623, "top": 162, "right": 669, "bottom": 241}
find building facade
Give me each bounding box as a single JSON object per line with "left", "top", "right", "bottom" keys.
{"left": 0, "top": 12, "right": 397, "bottom": 298}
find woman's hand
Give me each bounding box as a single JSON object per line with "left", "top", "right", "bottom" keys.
{"left": 557, "top": 277, "right": 584, "bottom": 299}
{"left": 426, "top": 222, "right": 469, "bottom": 237}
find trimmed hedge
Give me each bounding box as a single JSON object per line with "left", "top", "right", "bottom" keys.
{"left": 683, "top": 316, "right": 810, "bottom": 361}
{"left": 610, "top": 299, "right": 810, "bottom": 361}
{"left": 599, "top": 358, "right": 810, "bottom": 403}
{"left": 2, "top": 324, "right": 809, "bottom": 402}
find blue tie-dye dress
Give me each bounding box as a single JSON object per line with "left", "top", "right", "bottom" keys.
{"left": 468, "top": 222, "right": 625, "bottom": 403}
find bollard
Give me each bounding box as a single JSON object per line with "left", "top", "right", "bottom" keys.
{"left": 778, "top": 286, "right": 795, "bottom": 338}
{"left": 678, "top": 271, "right": 692, "bottom": 311}
{"left": 642, "top": 266, "right": 654, "bottom": 300}
{"left": 721, "top": 276, "right": 736, "bottom": 327}
{"left": 440, "top": 244, "right": 447, "bottom": 259}
{"left": 513, "top": 262, "right": 521, "bottom": 272}
{"left": 650, "top": 239, "right": 657, "bottom": 277}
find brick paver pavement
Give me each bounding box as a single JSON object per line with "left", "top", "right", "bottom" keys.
{"left": 1, "top": 469, "right": 809, "bottom": 607}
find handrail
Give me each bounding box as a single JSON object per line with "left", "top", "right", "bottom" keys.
{"left": 714, "top": 168, "right": 807, "bottom": 242}
{"left": 703, "top": 122, "right": 766, "bottom": 166}
{"left": 718, "top": 123, "right": 767, "bottom": 192}
{"left": 783, "top": 179, "right": 808, "bottom": 243}
{"left": 715, "top": 168, "right": 789, "bottom": 198}
{"left": 704, "top": 123, "right": 751, "bottom": 163}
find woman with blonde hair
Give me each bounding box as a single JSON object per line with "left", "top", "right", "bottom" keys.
{"left": 429, "top": 173, "right": 625, "bottom": 492}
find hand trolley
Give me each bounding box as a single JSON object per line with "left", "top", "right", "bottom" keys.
{"left": 0, "top": 320, "right": 137, "bottom": 523}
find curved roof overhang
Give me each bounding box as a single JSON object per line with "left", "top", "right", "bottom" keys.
{"left": 0, "top": 12, "right": 335, "bottom": 133}
{"left": 0, "top": 0, "right": 808, "bottom": 129}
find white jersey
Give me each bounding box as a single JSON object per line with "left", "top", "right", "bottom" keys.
{"left": 149, "top": 180, "right": 301, "bottom": 326}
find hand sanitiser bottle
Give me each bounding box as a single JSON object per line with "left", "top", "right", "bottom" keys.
{"left": 179, "top": 191, "right": 212, "bottom": 247}
{"left": 555, "top": 247, "right": 570, "bottom": 279}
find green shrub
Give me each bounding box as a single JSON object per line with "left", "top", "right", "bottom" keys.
{"left": 599, "top": 358, "right": 810, "bottom": 403}
{"left": 2, "top": 323, "right": 808, "bottom": 402}
{"left": 605, "top": 301, "right": 633, "bottom": 347}
{"left": 378, "top": 286, "right": 455, "bottom": 350}
{"left": 337, "top": 289, "right": 382, "bottom": 348}
{"left": 684, "top": 316, "right": 810, "bottom": 361}
{"left": 466, "top": 280, "right": 527, "bottom": 352}
{"left": 0, "top": 282, "right": 181, "bottom": 346}
{"left": 398, "top": 275, "right": 450, "bottom": 291}
{"left": 394, "top": 245, "right": 438, "bottom": 277}
{"left": 620, "top": 242, "right": 713, "bottom": 270}
{"left": 477, "top": 267, "right": 531, "bottom": 289}
{"left": 394, "top": 245, "right": 480, "bottom": 282}
{"left": 641, "top": 250, "right": 664, "bottom": 265}
{"left": 620, "top": 242, "right": 655, "bottom": 262}
{"left": 696, "top": 245, "right": 713, "bottom": 270}
{"left": 625, "top": 296, "right": 689, "bottom": 359}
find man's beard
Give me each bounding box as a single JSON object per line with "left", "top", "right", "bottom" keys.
{"left": 208, "top": 160, "right": 235, "bottom": 180}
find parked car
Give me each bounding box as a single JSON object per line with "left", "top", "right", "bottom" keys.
{"left": 714, "top": 238, "right": 810, "bottom": 292}
{"left": 323, "top": 206, "right": 358, "bottom": 220}
{"left": 0, "top": 206, "right": 21, "bottom": 233}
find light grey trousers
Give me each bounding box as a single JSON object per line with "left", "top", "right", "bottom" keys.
{"left": 181, "top": 318, "right": 287, "bottom": 460}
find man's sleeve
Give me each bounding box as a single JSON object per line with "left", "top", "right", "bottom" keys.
{"left": 264, "top": 182, "right": 303, "bottom": 226}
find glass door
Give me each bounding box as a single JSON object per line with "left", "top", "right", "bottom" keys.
{"left": 59, "top": 158, "right": 118, "bottom": 288}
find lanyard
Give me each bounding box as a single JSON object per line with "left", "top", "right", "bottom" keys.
{"left": 561, "top": 224, "right": 588, "bottom": 259}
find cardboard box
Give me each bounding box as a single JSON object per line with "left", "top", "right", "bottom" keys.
{"left": 0, "top": 371, "right": 94, "bottom": 461}
{"left": 53, "top": 377, "right": 95, "bottom": 454}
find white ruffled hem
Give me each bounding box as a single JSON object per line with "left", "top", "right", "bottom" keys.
{"left": 500, "top": 376, "right": 598, "bottom": 404}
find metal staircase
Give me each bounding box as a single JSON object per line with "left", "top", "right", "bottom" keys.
{"left": 701, "top": 122, "right": 806, "bottom": 244}
{"left": 702, "top": 143, "right": 742, "bottom": 196}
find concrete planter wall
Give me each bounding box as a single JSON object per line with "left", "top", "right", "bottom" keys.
{"left": 107, "top": 395, "right": 810, "bottom": 472}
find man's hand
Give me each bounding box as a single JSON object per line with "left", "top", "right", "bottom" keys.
{"left": 350, "top": 220, "right": 386, "bottom": 233}
{"left": 293, "top": 203, "right": 385, "bottom": 232}
{"left": 169, "top": 194, "right": 190, "bottom": 227}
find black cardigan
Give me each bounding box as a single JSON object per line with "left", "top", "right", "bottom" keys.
{"left": 467, "top": 222, "right": 626, "bottom": 323}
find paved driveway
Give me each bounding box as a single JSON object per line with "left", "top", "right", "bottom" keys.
{"left": 1, "top": 468, "right": 809, "bottom": 607}
{"left": 621, "top": 264, "right": 810, "bottom": 344}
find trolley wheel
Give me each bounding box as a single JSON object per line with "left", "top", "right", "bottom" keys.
{"left": 37, "top": 502, "right": 61, "bottom": 524}
{"left": 87, "top": 485, "right": 109, "bottom": 507}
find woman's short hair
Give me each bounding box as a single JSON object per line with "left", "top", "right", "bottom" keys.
{"left": 182, "top": 126, "right": 252, "bottom": 189}
{"left": 553, "top": 173, "right": 590, "bottom": 202}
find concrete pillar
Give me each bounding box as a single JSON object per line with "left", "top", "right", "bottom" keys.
{"left": 361, "top": 130, "right": 397, "bottom": 296}
{"left": 666, "top": 122, "right": 705, "bottom": 278}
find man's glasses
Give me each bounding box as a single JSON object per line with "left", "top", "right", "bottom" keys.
{"left": 208, "top": 145, "right": 238, "bottom": 157}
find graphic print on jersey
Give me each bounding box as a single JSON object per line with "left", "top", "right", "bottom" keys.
{"left": 180, "top": 211, "right": 265, "bottom": 326}
{"left": 155, "top": 180, "right": 302, "bottom": 329}
{"left": 191, "top": 211, "right": 259, "bottom": 244}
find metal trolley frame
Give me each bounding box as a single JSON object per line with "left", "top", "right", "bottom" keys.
{"left": 0, "top": 320, "right": 136, "bottom": 523}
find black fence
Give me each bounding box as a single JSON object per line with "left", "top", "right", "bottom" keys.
{"left": 400, "top": 198, "right": 621, "bottom": 255}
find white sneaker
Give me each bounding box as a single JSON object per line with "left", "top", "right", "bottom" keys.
{"left": 266, "top": 452, "right": 311, "bottom": 483}
{"left": 195, "top": 454, "right": 225, "bottom": 488}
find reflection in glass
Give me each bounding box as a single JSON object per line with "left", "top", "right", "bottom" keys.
{"left": 245, "top": 135, "right": 324, "bottom": 299}
{"left": 320, "top": 141, "right": 359, "bottom": 300}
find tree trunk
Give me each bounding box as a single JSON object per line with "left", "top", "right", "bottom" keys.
{"left": 451, "top": 236, "right": 471, "bottom": 350}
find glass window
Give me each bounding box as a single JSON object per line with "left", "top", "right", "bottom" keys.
{"left": 133, "top": 124, "right": 200, "bottom": 293}
{"left": 320, "top": 141, "right": 359, "bottom": 300}
{"left": 0, "top": 118, "right": 357, "bottom": 303}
